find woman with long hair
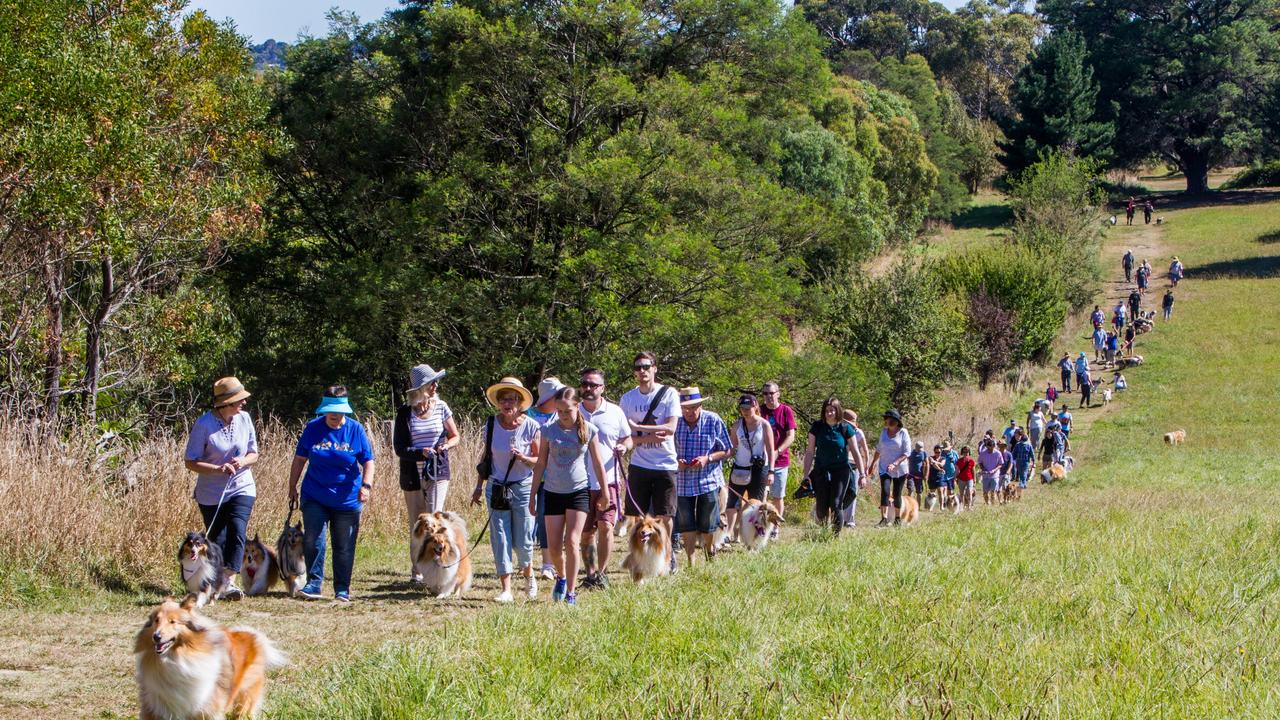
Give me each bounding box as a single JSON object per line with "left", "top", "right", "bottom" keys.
{"left": 529, "top": 387, "right": 608, "bottom": 605}
{"left": 800, "top": 397, "right": 857, "bottom": 533}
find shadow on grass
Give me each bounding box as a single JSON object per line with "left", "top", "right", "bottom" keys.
{"left": 1192, "top": 255, "right": 1280, "bottom": 280}
{"left": 951, "top": 202, "right": 1014, "bottom": 230}
{"left": 1138, "top": 189, "right": 1280, "bottom": 211}
{"left": 1256, "top": 230, "right": 1280, "bottom": 244}
{"left": 90, "top": 565, "right": 170, "bottom": 598}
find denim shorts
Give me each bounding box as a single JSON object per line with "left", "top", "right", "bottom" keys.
{"left": 676, "top": 490, "right": 720, "bottom": 534}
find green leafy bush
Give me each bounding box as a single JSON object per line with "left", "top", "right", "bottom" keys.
{"left": 1224, "top": 161, "right": 1280, "bottom": 189}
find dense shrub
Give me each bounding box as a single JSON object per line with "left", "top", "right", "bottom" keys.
{"left": 1223, "top": 160, "right": 1280, "bottom": 189}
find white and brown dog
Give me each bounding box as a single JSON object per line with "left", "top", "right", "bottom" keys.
{"left": 135, "top": 594, "right": 286, "bottom": 720}
{"left": 1164, "top": 429, "right": 1187, "bottom": 446}
{"left": 177, "top": 532, "right": 226, "bottom": 607}
{"left": 412, "top": 511, "right": 473, "bottom": 599}
{"left": 242, "top": 534, "right": 278, "bottom": 597}
{"left": 737, "top": 494, "right": 783, "bottom": 552}
{"left": 621, "top": 516, "right": 671, "bottom": 584}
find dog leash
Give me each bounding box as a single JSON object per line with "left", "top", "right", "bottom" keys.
{"left": 283, "top": 497, "right": 297, "bottom": 527}
{"left": 434, "top": 509, "right": 492, "bottom": 569}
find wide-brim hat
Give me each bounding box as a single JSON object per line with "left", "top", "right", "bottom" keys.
{"left": 679, "top": 387, "right": 707, "bottom": 406}
{"left": 316, "top": 396, "right": 354, "bottom": 415}
{"left": 487, "top": 377, "right": 533, "bottom": 411}
{"left": 213, "top": 376, "right": 251, "bottom": 407}
{"left": 409, "top": 363, "right": 446, "bottom": 392}
{"left": 535, "top": 377, "right": 566, "bottom": 408}
{"left": 883, "top": 408, "right": 903, "bottom": 423}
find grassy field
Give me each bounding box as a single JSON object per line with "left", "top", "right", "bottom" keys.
{"left": 3, "top": 188, "right": 1280, "bottom": 718}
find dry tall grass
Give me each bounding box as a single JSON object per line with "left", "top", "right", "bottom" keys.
{"left": 0, "top": 415, "right": 486, "bottom": 597}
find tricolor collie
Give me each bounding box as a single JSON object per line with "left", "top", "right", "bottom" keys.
{"left": 737, "top": 494, "right": 783, "bottom": 551}
{"left": 135, "top": 594, "right": 286, "bottom": 720}
{"left": 621, "top": 516, "right": 670, "bottom": 584}
{"left": 243, "top": 534, "right": 279, "bottom": 597}
{"left": 411, "top": 511, "right": 473, "bottom": 599}
{"left": 275, "top": 522, "right": 306, "bottom": 597}
{"left": 177, "top": 532, "right": 226, "bottom": 607}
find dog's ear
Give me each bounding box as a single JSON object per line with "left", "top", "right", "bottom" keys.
{"left": 743, "top": 491, "right": 750, "bottom": 503}
{"left": 179, "top": 593, "right": 200, "bottom": 611}
{"left": 252, "top": 532, "right": 260, "bottom": 543}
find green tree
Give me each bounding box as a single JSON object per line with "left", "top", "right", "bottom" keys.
{"left": 0, "top": 0, "right": 275, "bottom": 426}
{"left": 1000, "top": 31, "right": 1115, "bottom": 175}
{"left": 1040, "top": 0, "right": 1280, "bottom": 193}
{"left": 234, "top": 0, "right": 910, "bottom": 416}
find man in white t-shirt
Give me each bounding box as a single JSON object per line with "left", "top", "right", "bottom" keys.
{"left": 578, "top": 367, "right": 632, "bottom": 590}
{"left": 619, "top": 351, "right": 681, "bottom": 538}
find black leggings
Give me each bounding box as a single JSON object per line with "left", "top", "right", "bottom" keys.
{"left": 198, "top": 494, "right": 254, "bottom": 573}
{"left": 810, "top": 465, "right": 850, "bottom": 528}
{"left": 879, "top": 474, "right": 907, "bottom": 510}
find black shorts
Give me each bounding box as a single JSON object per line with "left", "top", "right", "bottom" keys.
{"left": 625, "top": 465, "right": 677, "bottom": 517}
{"left": 543, "top": 488, "right": 590, "bottom": 516}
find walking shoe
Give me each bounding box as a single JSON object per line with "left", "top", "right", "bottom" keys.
{"left": 565, "top": 592, "right": 577, "bottom": 606}
{"left": 494, "top": 590, "right": 514, "bottom": 603}
{"left": 875, "top": 518, "right": 890, "bottom": 528}
{"left": 579, "top": 573, "right": 601, "bottom": 591}
{"left": 221, "top": 583, "right": 244, "bottom": 601}
{"left": 892, "top": 518, "right": 902, "bottom": 527}
{"left": 552, "top": 577, "right": 567, "bottom": 602}
{"left": 524, "top": 575, "right": 538, "bottom": 599}
{"left": 595, "top": 573, "right": 610, "bottom": 590}
{"left": 298, "top": 583, "right": 323, "bottom": 600}
{"left": 540, "top": 563, "right": 556, "bottom": 581}
{"left": 843, "top": 522, "right": 856, "bottom": 529}
{"left": 334, "top": 590, "right": 352, "bottom": 603}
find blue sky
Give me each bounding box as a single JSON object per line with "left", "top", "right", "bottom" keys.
{"left": 195, "top": 0, "right": 970, "bottom": 43}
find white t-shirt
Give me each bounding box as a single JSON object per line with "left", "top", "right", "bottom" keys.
{"left": 620, "top": 384, "right": 681, "bottom": 472}
{"left": 877, "top": 427, "right": 912, "bottom": 478}
{"left": 583, "top": 400, "right": 629, "bottom": 490}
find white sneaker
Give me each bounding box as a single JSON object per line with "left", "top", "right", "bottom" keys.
{"left": 525, "top": 575, "right": 538, "bottom": 599}
{"left": 540, "top": 563, "right": 555, "bottom": 580}
{"left": 494, "top": 590, "right": 514, "bottom": 603}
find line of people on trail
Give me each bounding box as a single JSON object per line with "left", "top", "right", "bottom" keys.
{"left": 179, "top": 249, "right": 1187, "bottom": 604}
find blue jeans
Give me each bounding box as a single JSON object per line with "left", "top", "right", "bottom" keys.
{"left": 1015, "top": 464, "right": 1032, "bottom": 488}
{"left": 198, "top": 494, "right": 255, "bottom": 573}
{"left": 535, "top": 485, "right": 548, "bottom": 551}
{"left": 301, "top": 497, "right": 361, "bottom": 594}
{"left": 488, "top": 480, "right": 534, "bottom": 577}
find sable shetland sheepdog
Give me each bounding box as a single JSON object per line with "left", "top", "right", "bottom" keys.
{"left": 737, "top": 494, "right": 783, "bottom": 552}
{"left": 1164, "top": 429, "right": 1187, "bottom": 446}
{"left": 621, "top": 516, "right": 670, "bottom": 584}
{"left": 243, "top": 534, "right": 279, "bottom": 597}
{"left": 897, "top": 495, "right": 919, "bottom": 525}
{"left": 135, "top": 594, "right": 287, "bottom": 720}
{"left": 411, "top": 511, "right": 472, "bottom": 599}
{"left": 275, "top": 522, "right": 306, "bottom": 597}
{"left": 177, "top": 532, "right": 225, "bottom": 607}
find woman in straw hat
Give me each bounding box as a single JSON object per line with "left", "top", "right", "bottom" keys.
{"left": 392, "top": 364, "right": 460, "bottom": 584}
{"left": 182, "top": 377, "right": 260, "bottom": 601}
{"left": 471, "top": 377, "right": 542, "bottom": 602}
{"left": 288, "top": 385, "right": 376, "bottom": 602}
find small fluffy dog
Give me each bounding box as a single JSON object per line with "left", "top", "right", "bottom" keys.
{"left": 924, "top": 491, "right": 939, "bottom": 511}
{"left": 897, "top": 495, "right": 919, "bottom": 525}
{"left": 1164, "top": 429, "right": 1187, "bottom": 446}
{"left": 1117, "top": 355, "right": 1145, "bottom": 369}
{"left": 1002, "top": 481, "right": 1022, "bottom": 503}
{"left": 1109, "top": 215, "right": 1117, "bottom": 225}
{"left": 411, "top": 511, "right": 473, "bottom": 599}
{"left": 177, "top": 532, "right": 225, "bottom": 607}
{"left": 621, "top": 516, "right": 671, "bottom": 584}
{"left": 275, "top": 521, "right": 306, "bottom": 597}
{"left": 737, "top": 494, "right": 783, "bottom": 552}
{"left": 242, "top": 534, "right": 278, "bottom": 597}
{"left": 1156, "top": 216, "right": 1164, "bottom": 225}
{"left": 945, "top": 493, "right": 961, "bottom": 513}
{"left": 1040, "top": 463, "right": 1068, "bottom": 484}
{"left": 1102, "top": 388, "right": 1113, "bottom": 405}
{"left": 135, "top": 594, "right": 287, "bottom": 720}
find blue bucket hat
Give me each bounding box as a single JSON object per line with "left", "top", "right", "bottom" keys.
{"left": 316, "top": 396, "right": 355, "bottom": 415}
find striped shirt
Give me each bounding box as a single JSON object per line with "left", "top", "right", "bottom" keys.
{"left": 675, "top": 410, "right": 731, "bottom": 497}
{"left": 409, "top": 400, "right": 452, "bottom": 480}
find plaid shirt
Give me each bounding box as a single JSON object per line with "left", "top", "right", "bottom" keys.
{"left": 1011, "top": 439, "right": 1035, "bottom": 467}
{"left": 674, "top": 410, "right": 731, "bottom": 496}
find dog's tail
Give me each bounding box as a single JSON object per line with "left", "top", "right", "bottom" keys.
{"left": 255, "top": 630, "right": 289, "bottom": 669}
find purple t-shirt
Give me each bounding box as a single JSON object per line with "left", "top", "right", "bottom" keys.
{"left": 760, "top": 403, "right": 796, "bottom": 468}
{"left": 977, "top": 448, "right": 1003, "bottom": 478}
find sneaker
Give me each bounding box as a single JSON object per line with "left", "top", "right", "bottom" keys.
{"left": 565, "top": 592, "right": 577, "bottom": 606}
{"left": 540, "top": 563, "right": 556, "bottom": 580}
{"left": 221, "top": 583, "right": 244, "bottom": 601}
{"left": 595, "top": 573, "right": 611, "bottom": 590}
{"left": 876, "top": 518, "right": 890, "bottom": 528}
{"left": 843, "top": 522, "right": 856, "bottom": 529}
{"left": 334, "top": 591, "right": 352, "bottom": 603}
{"left": 494, "top": 590, "right": 514, "bottom": 603}
{"left": 893, "top": 518, "right": 902, "bottom": 527}
{"left": 552, "top": 577, "right": 567, "bottom": 602}
{"left": 298, "top": 583, "right": 323, "bottom": 600}
{"left": 579, "top": 573, "right": 601, "bottom": 591}
{"left": 524, "top": 575, "right": 538, "bottom": 599}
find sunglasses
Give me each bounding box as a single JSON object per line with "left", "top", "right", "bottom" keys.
{"left": 580, "top": 382, "right": 603, "bottom": 389}
{"left": 761, "top": 391, "right": 778, "bottom": 396}
{"left": 633, "top": 364, "right": 653, "bottom": 371}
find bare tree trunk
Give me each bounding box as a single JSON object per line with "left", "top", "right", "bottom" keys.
{"left": 39, "top": 245, "right": 65, "bottom": 427}
{"left": 83, "top": 255, "right": 115, "bottom": 423}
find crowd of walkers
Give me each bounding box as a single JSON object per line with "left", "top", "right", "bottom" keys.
{"left": 180, "top": 253, "right": 1185, "bottom": 604}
